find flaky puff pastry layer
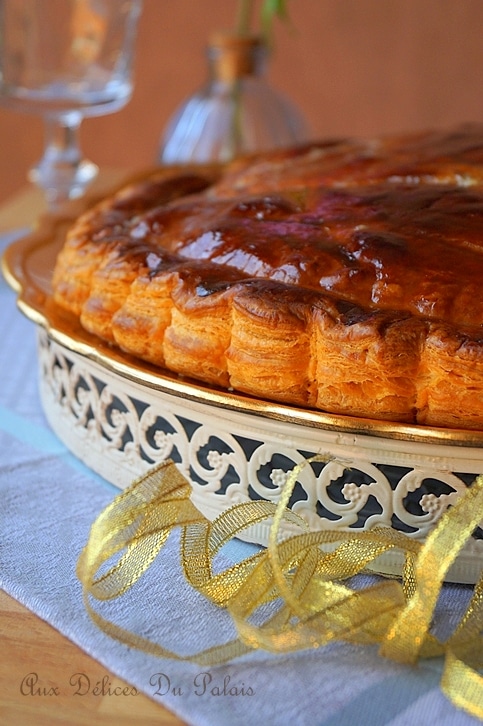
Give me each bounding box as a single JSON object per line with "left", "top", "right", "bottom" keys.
{"left": 93, "top": 261, "right": 483, "bottom": 428}
{"left": 52, "top": 125, "right": 483, "bottom": 429}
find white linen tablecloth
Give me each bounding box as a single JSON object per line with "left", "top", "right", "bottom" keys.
{"left": 1, "top": 229, "right": 481, "bottom": 726}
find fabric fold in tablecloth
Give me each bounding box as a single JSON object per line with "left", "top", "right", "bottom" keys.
{"left": 1, "top": 230, "right": 481, "bottom": 726}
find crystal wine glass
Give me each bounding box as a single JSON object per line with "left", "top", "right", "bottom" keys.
{"left": 0, "top": 0, "right": 143, "bottom": 211}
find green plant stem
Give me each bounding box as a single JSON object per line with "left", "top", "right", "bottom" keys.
{"left": 235, "top": 0, "right": 291, "bottom": 44}
{"left": 235, "top": 0, "right": 254, "bottom": 36}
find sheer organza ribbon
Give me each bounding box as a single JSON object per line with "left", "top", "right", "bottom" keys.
{"left": 77, "top": 456, "right": 483, "bottom": 719}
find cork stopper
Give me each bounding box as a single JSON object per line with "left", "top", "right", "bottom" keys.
{"left": 207, "top": 33, "right": 266, "bottom": 82}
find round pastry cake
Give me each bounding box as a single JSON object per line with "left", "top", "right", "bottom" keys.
{"left": 52, "top": 124, "right": 483, "bottom": 430}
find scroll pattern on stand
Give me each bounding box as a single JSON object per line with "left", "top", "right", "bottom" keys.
{"left": 37, "top": 329, "right": 483, "bottom": 568}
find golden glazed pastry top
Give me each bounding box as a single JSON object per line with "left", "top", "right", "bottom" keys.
{"left": 52, "top": 124, "right": 483, "bottom": 430}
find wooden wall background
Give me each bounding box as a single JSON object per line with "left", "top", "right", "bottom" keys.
{"left": 1, "top": 0, "right": 483, "bottom": 204}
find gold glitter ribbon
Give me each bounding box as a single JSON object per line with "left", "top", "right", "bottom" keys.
{"left": 77, "top": 456, "right": 483, "bottom": 719}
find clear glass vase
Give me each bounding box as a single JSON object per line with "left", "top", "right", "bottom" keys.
{"left": 159, "top": 33, "right": 309, "bottom": 164}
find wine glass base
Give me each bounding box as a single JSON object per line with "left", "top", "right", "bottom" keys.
{"left": 29, "top": 158, "right": 99, "bottom": 210}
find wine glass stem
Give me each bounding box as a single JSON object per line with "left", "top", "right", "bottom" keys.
{"left": 29, "top": 111, "right": 98, "bottom": 211}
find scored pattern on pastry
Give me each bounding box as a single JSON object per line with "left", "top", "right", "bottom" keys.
{"left": 52, "top": 125, "right": 483, "bottom": 429}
